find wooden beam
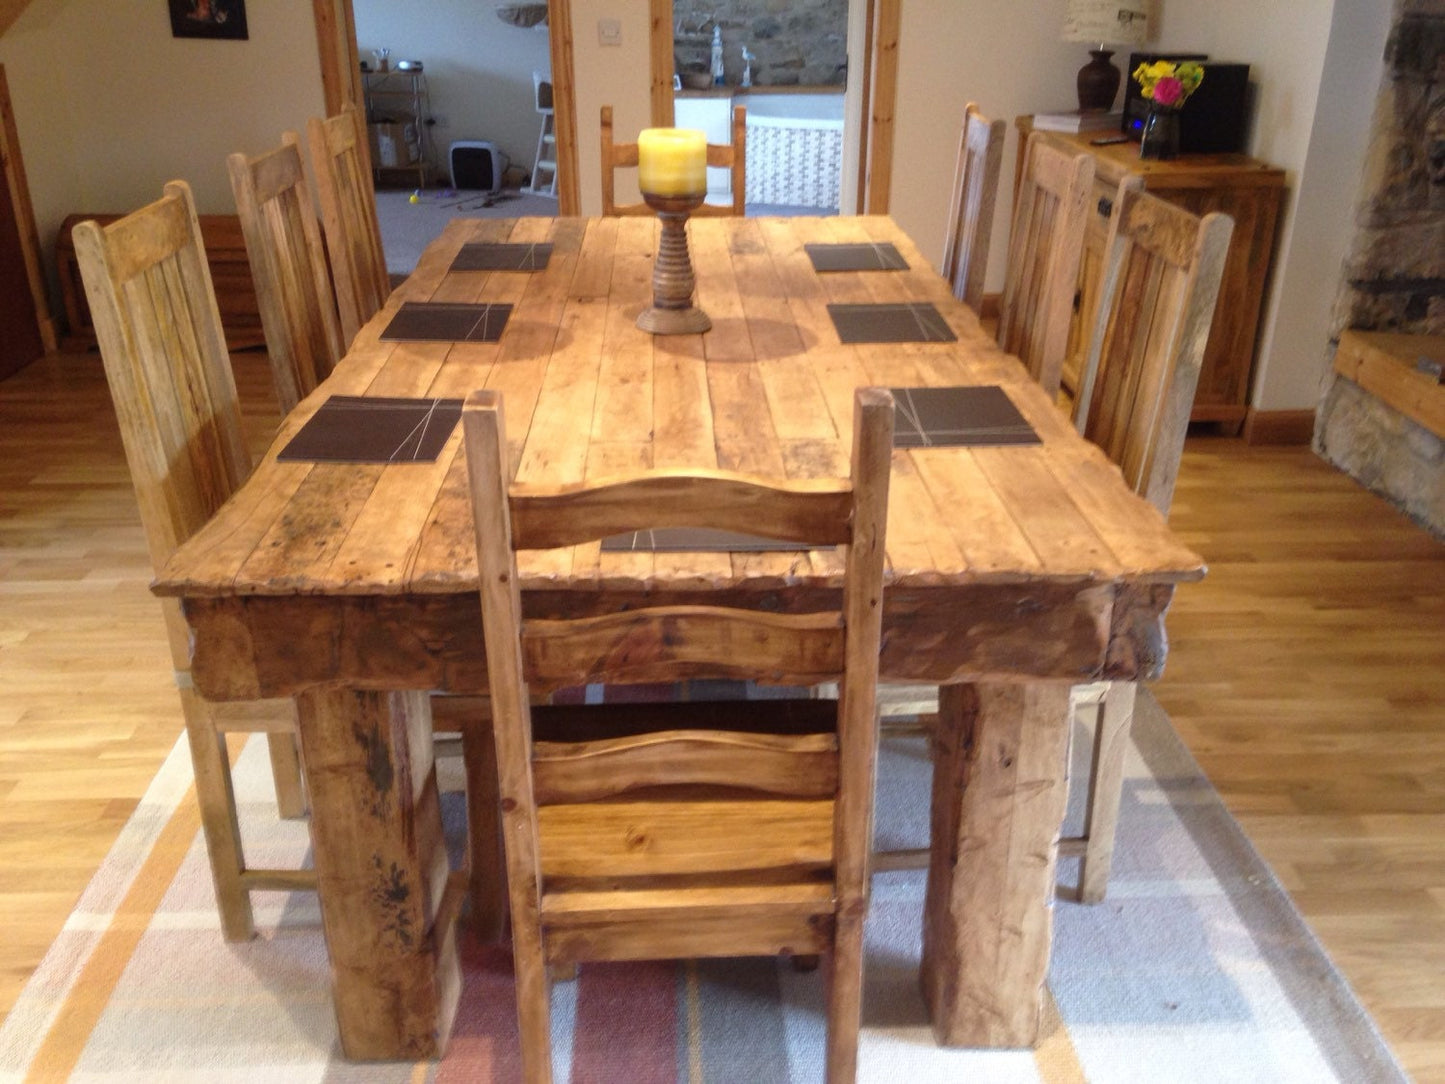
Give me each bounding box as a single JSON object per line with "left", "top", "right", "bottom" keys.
{"left": 852, "top": 0, "right": 876, "bottom": 214}
{"left": 549, "top": 0, "right": 581, "bottom": 215}
{"left": 649, "top": 0, "right": 674, "bottom": 127}
{"left": 864, "top": 0, "right": 900, "bottom": 214}
{"left": 0, "top": 0, "right": 35, "bottom": 39}
{"left": 0, "top": 65, "right": 56, "bottom": 352}
{"left": 1333, "top": 329, "right": 1445, "bottom": 439}
{"left": 312, "top": 0, "right": 362, "bottom": 115}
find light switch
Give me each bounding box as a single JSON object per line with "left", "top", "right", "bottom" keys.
{"left": 597, "top": 18, "right": 622, "bottom": 46}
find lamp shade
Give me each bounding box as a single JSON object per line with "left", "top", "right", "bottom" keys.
{"left": 1062, "top": 1, "right": 1150, "bottom": 45}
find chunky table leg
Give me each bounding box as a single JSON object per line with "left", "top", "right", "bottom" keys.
{"left": 294, "top": 689, "right": 462, "bottom": 1060}
{"left": 921, "top": 681, "right": 1072, "bottom": 1047}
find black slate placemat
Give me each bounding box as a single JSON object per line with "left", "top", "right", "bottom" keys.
{"left": 890, "top": 386, "right": 1040, "bottom": 448}
{"left": 828, "top": 302, "right": 957, "bottom": 344}
{"left": 277, "top": 396, "right": 464, "bottom": 463}
{"left": 600, "top": 527, "right": 806, "bottom": 553}
{"left": 805, "top": 242, "right": 908, "bottom": 272}
{"left": 380, "top": 302, "right": 512, "bottom": 342}
{"left": 449, "top": 242, "right": 553, "bottom": 272}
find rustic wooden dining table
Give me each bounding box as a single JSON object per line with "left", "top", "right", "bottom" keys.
{"left": 154, "top": 213, "right": 1203, "bottom": 1061}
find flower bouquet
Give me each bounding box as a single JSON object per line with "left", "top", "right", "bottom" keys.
{"left": 1131, "top": 60, "right": 1204, "bottom": 160}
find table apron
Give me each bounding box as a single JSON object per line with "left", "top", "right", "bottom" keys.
{"left": 182, "top": 580, "right": 1173, "bottom": 701}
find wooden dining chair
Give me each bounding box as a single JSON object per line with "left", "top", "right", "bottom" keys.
{"left": 462, "top": 386, "right": 893, "bottom": 1084}
{"left": 307, "top": 105, "right": 391, "bottom": 346}
{"left": 940, "top": 102, "right": 1005, "bottom": 312}
{"left": 600, "top": 103, "right": 747, "bottom": 216}
{"left": 72, "top": 181, "right": 316, "bottom": 942}
{"left": 1063, "top": 183, "right": 1233, "bottom": 901}
{"left": 234, "top": 132, "right": 498, "bottom": 939}
{"left": 997, "top": 132, "right": 1094, "bottom": 398}
{"left": 228, "top": 132, "right": 345, "bottom": 415}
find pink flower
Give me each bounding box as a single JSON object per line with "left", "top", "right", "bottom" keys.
{"left": 1152, "top": 76, "right": 1184, "bottom": 107}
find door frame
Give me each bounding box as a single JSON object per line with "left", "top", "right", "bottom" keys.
{"left": 0, "top": 64, "right": 56, "bottom": 353}
{"left": 647, "top": 0, "right": 898, "bottom": 214}
{"left": 312, "top": 0, "right": 581, "bottom": 215}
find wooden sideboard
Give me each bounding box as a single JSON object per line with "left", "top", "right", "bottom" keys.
{"left": 1016, "top": 117, "right": 1286, "bottom": 433}
{"left": 56, "top": 213, "right": 265, "bottom": 353}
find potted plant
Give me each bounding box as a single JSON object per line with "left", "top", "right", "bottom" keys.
{"left": 1132, "top": 60, "right": 1204, "bottom": 160}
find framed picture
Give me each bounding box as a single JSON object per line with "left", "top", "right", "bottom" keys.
{"left": 169, "top": 0, "right": 248, "bottom": 41}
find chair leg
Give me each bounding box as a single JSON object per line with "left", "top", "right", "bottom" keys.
{"left": 513, "top": 926, "right": 553, "bottom": 1084}
{"left": 266, "top": 728, "right": 307, "bottom": 819}
{"left": 461, "top": 713, "right": 508, "bottom": 940}
{"left": 825, "top": 910, "right": 865, "bottom": 1084}
{"left": 179, "top": 686, "right": 255, "bottom": 941}
{"left": 1078, "top": 681, "right": 1137, "bottom": 903}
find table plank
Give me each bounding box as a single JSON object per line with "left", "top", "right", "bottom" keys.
{"left": 157, "top": 215, "right": 1204, "bottom": 601}
{"left": 589, "top": 217, "right": 654, "bottom": 446}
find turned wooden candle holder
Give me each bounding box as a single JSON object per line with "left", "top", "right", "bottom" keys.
{"left": 636, "top": 191, "right": 711, "bottom": 335}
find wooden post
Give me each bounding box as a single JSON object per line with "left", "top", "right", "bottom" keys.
{"left": 921, "top": 681, "right": 1071, "bottom": 1047}
{"left": 294, "top": 688, "right": 461, "bottom": 1060}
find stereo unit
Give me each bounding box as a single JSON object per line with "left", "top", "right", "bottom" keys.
{"left": 1122, "top": 54, "right": 1252, "bottom": 155}
{"left": 450, "top": 141, "right": 510, "bottom": 193}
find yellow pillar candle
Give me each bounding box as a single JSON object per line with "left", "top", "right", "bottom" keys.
{"left": 636, "top": 127, "right": 707, "bottom": 197}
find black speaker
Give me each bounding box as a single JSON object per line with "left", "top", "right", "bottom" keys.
{"left": 1122, "top": 55, "right": 1252, "bottom": 155}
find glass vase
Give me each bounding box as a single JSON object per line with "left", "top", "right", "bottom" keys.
{"left": 1139, "top": 103, "right": 1181, "bottom": 161}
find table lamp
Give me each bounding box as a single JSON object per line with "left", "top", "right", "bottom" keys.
{"left": 636, "top": 127, "right": 712, "bottom": 335}
{"left": 1063, "top": 0, "right": 1150, "bottom": 112}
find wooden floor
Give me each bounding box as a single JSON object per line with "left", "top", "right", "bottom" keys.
{"left": 1, "top": 350, "right": 1441, "bottom": 1079}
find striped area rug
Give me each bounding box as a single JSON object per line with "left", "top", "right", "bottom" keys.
{"left": 0, "top": 691, "right": 1407, "bottom": 1083}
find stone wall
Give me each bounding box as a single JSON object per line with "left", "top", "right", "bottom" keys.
{"left": 1316, "top": 0, "right": 1445, "bottom": 536}
{"left": 672, "top": 0, "right": 847, "bottom": 88}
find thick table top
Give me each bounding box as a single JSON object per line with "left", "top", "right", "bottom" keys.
{"left": 155, "top": 215, "right": 1202, "bottom": 604}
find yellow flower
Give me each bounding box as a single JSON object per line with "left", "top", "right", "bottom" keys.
{"left": 1132, "top": 59, "right": 1205, "bottom": 104}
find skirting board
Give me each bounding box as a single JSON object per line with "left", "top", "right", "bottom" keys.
{"left": 1243, "top": 408, "right": 1315, "bottom": 446}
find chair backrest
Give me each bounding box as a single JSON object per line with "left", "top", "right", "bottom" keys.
{"left": 462, "top": 384, "right": 893, "bottom": 939}
{"left": 307, "top": 105, "right": 391, "bottom": 346}
{"left": 600, "top": 104, "right": 747, "bottom": 217}
{"left": 228, "top": 132, "right": 345, "bottom": 415}
{"left": 71, "top": 181, "right": 251, "bottom": 667}
{"left": 533, "top": 70, "right": 553, "bottom": 114}
{"left": 941, "top": 102, "right": 1005, "bottom": 311}
{"left": 1075, "top": 180, "right": 1234, "bottom": 514}
{"left": 997, "top": 132, "right": 1094, "bottom": 398}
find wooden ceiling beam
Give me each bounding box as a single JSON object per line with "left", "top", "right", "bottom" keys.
{"left": 0, "top": 0, "right": 37, "bottom": 38}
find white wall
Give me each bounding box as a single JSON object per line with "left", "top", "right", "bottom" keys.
{"left": 353, "top": 0, "right": 552, "bottom": 184}
{"left": 885, "top": 0, "right": 1388, "bottom": 412}
{"left": 1217, "top": 1, "right": 1390, "bottom": 410}
{"left": 0, "top": 0, "right": 1383, "bottom": 414}
{"left": 569, "top": 0, "right": 654, "bottom": 216}
{"left": 1151, "top": 0, "right": 1341, "bottom": 411}
{"left": 890, "top": 0, "right": 1082, "bottom": 290}
{"left": 0, "top": 0, "right": 324, "bottom": 263}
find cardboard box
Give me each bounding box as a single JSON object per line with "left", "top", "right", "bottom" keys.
{"left": 368, "top": 121, "right": 419, "bottom": 168}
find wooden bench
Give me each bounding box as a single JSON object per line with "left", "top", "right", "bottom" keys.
{"left": 1334, "top": 330, "right": 1445, "bottom": 439}
{"left": 57, "top": 213, "right": 265, "bottom": 353}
